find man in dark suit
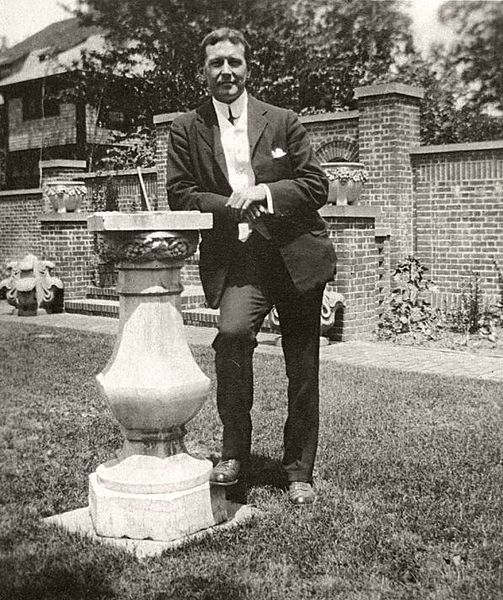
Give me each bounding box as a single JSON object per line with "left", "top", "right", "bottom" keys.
{"left": 167, "top": 28, "right": 336, "bottom": 505}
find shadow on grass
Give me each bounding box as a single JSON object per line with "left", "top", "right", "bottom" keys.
{"left": 223, "top": 453, "right": 287, "bottom": 504}
{"left": 153, "top": 576, "right": 248, "bottom": 600}
{"left": 2, "top": 557, "right": 116, "bottom": 600}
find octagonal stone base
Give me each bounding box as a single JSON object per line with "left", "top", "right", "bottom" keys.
{"left": 89, "top": 454, "right": 228, "bottom": 541}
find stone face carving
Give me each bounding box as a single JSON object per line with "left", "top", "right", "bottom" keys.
{"left": 42, "top": 180, "right": 87, "bottom": 213}
{"left": 267, "top": 289, "right": 345, "bottom": 341}
{"left": 0, "top": 254, "right": 64, "bottom": 316}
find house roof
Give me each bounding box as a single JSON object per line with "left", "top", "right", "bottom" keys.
{"left": 0, "top": 17, "right": 104, "bottom": 87}
{"left": 0, "top": 17, "right": 149, "bottom": 88}
{"left": 0, "top": 17, "right": 102, "bottom": 67}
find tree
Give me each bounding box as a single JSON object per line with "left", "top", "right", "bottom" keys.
{"left": 73, "top": 0, "right": 416, "bottom": 116}
{"left": 388, "top": 0, "right": 503, "bottom": 145}
{"left": 71, "top": 0, "right": 502, "bottom": 155}
{"left": 439, "top": 0, "right": 503, "bottom": 116}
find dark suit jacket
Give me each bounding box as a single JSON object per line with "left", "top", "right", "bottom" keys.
{"left": 166, "top": 95, "right": 336, "bottom": 308}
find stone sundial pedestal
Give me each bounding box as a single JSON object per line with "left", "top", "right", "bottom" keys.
{"left": 86, "top": 211, "right": 227, "bottom": 542}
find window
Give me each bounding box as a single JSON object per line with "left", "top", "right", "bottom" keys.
{"left": 103, "top": 109, "right": 126, "bottom": 129}
{"left": 22, "top": 82, "right": 60, "bottom": 121}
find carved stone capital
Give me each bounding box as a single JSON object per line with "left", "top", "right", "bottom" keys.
{"left": 99, "top": 230, "right": 199, "bottom": 263}
{"left": 0, "top": 254, "right": 64, "bottom": 314}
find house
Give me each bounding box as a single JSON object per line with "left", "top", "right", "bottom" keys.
{"left": 0, "top": 18, "right": 135, "bottom": 190}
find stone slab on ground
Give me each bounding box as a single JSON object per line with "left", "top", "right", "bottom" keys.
{"left": 43, "top": 501, "right": 261, "bottom": 559}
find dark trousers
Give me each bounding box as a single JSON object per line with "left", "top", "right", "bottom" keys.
{"left": 212, "top": 232, "right": 324, "bottom": 483}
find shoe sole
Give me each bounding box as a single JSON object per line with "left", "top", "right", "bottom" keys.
{"left": 209, "top": 479, "right": 239, "bottom": 487}
{"left": 289, "top": 497, "right": 316, "bottom": 506}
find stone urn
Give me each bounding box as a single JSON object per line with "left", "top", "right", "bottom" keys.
{"left": 322, "top": 162, "right": 368, "bottom": 205}
{"left": 43, "top": 179, "right": 87, "bottom": 213}
{"left": 86, "top": 211, "right": 228, "bottom": 542}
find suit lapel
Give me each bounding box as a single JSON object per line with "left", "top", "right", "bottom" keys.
{"left": 247, "top": 96, "right": 268, "bottom": 159}
{"left": 195, "top": 99, "right": 228, "bottom": 181}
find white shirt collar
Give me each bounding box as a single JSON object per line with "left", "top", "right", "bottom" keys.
{"left": 212, "top": 90, "right": 248, "bottom": 124}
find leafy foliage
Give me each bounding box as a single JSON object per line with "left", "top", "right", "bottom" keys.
{"left": 439, "top": 1, "right": 503, "bottom": 117}
{"left": 98, "top": 127, "right": 156, "bottom": 171}
{"left": 72, "top": 0, "right": 415, "bottom": 116}
{"left": 446, "top": 272, "right": 497, "bottom": 342}
{"left": 378, "top": 256, "right": 443, "bottom": 340}
{"left": 69, "top": 0, "right": 503, "bottom": 156}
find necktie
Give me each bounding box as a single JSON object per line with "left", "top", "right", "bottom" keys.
{"left": 228, "top": 106, "right": 236, "bottom": 125}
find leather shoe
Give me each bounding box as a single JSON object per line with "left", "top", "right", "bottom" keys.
{"left": 210, "top": 459, "right": 240, "bottom": 486}
{"left": 288, "top": 482, "right": 316, "bottom": 506}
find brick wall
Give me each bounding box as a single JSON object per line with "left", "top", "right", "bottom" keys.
{"left": 321, "top": 205, "right": 381, "bottom": 340}
{"left": 8, "top": 99, "right": 77, "bottom": 151}
{"left": 355, "top": 83, "right": 423, "bottom": 267}
{"left": 39, "top": 214, "right": 94, "bottom": 299}
{"left": 0, "top": 189, "right": 43, "bottom": 274}
{"left": 82, "top": 168, "right": 158, "bottom": 213}
{"left": 153, "top": 113, "right": 183, "bottom": 211}
{"left": 301, "top": 111, "right": 360, "bottom": 161}
{"left": 412, "top": 142, "right": 503, "bottom": 305}
{"left": 3, "top": 86, "right": 503, "bottom": 328}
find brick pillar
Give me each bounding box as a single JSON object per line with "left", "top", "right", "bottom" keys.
{"left": 321, "top": 205, "right": 382, "bottom": 341}
{"left": 355, "top": 83, "right": 423, "bottom": 267}
{"left": 39, "top": 159, "right": 87, "bottom": 212}
{"left": 39, "top": 214, "right": 94, "bottom": 299}
{"left": 153, "top": 112, "right": 184, "bottom": 211}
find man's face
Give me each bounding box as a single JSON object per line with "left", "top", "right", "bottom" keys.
{"left": 203, "top": 40, "right": 248, "bottom": 104}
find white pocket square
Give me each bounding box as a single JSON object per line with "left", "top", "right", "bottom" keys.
{"left": 271, "top": 148, "right": 287, "bottom": 159}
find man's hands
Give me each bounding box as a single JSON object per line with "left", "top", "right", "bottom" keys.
{"left": 226, "top": 186, "right": 268, "bottom": 223}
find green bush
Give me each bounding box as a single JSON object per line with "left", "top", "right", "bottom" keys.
{"left": 447, "top": 272, "right": 498, "bottom": 341}
{"left": 378, "top": 256, "right": 443, "bottom": 340}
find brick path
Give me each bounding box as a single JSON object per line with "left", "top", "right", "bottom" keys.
{"left": 1, "top": 301, "right": 502, "bottom": 382}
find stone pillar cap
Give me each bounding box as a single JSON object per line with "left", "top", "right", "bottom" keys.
{"left": 87, "top": 211, "right": 213, "bottom": 231}
{"left": 39, "top": 159, "right": 87, "bottom": 169}
{"left": 354, "top": 83, "right": 424, "bottom": 100}
{"left": 153, "top": 112, "right": 185, "bottom": 125}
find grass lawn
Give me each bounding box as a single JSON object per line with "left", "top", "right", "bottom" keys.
{"left": 1, "top": 321, "right": 503, "bottom": 599}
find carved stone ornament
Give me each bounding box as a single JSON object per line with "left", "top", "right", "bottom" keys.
{"left": 321, "top": 162, "right": 368, "bottom": 205}
{"left": 0, "top": 254, "right": 64, "bottom": 316}
{"left": 42, "top": 179, "right": 87, "bottom": 213}
{"left": 267, "top": 289, "right": 345, "bottom": 339}
{"left": 320, "top": 290, "right": 345, "bottom": 336}
{"left": 99, "top": 230, "right": 199, "bottom": 263}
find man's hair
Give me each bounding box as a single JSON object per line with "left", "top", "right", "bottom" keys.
{"left": 200, "top": 28, "right": 251, "bottom": 65}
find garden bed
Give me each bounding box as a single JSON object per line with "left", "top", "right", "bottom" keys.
{"left": 375, "top": 326, "right": 503, "bottom": 358}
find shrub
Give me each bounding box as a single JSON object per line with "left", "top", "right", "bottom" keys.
{"left": 448, "top": 272, "right": 497, "bottom": 341}
{"left": 378, "top": 255, "right": 443, "bottom": 340}
{"left": 95, "top": 127, "right": 156, "bottom": 172}
{"left": 493, "top": 260, "right": 503, "bottom": 326}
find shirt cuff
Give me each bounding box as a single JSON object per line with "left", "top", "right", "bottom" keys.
{"left": 258, "top": 183, "right": 274, "bottom": 214}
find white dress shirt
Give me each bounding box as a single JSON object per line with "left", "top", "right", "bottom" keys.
{"left": 212, "top": 91, "right": 272, "bottom": 241}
